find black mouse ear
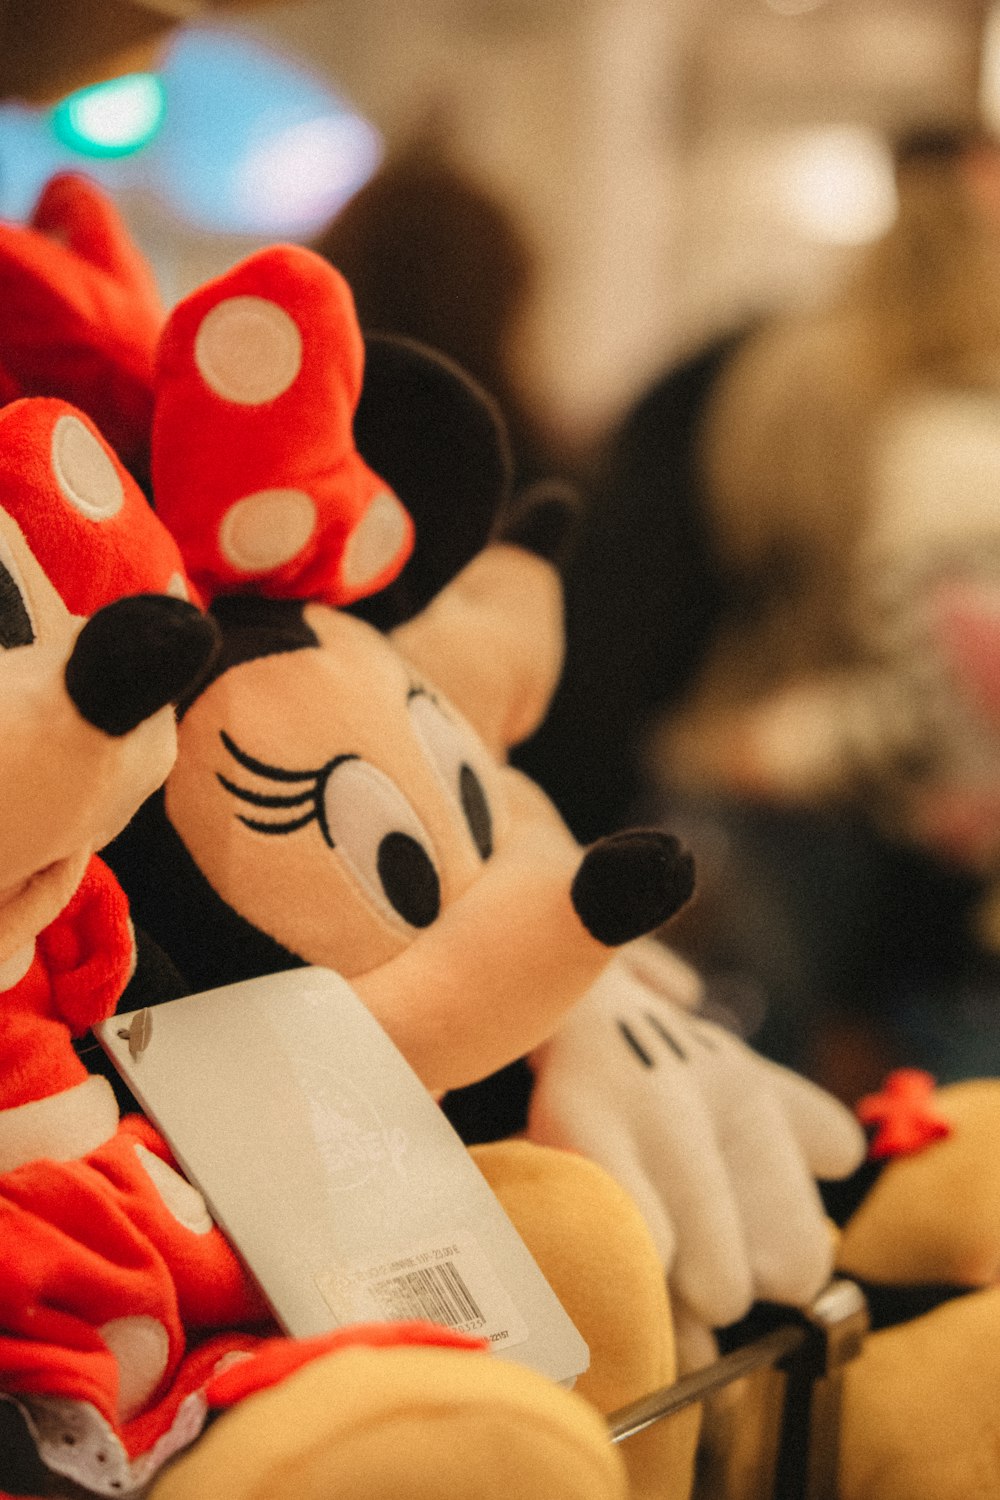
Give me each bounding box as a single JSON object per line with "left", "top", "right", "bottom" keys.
{"left": 351, "top": 333, "right": 513, "bottom": 628}
{"left": 494, "top": 478, "right": 580, "bottom": 570}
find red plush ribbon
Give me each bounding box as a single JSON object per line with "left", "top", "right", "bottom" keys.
{"left": 856, "top": 1068, "right": 953, "bottom": 1160}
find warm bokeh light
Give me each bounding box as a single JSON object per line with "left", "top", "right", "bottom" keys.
{"left": 771, "top": 124, "right": 898, "bottom": 245}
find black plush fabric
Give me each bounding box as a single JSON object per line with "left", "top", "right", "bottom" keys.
{"left": 350, "top": 334, "right": 512, "bottom": 630}
{"left": 66, "top": 595, "right": 219, "bottom": 737}
{"left": 0, "top": 560, "right": 34, "bottom": 647}
{"left": 0, "top": 1398, "right": 55, "bottom": 1497}
{"left": 495, "top": 480, "right": 579, "bottom": 568}
{"left": 570, "top": 829, "right": 695, "bottom": 946}
{"left": 102, "top": 788, "right": 305, "bottom": 996}
{"left": 818, "top": 1148, "right": 885, "bottom": 1226}
{"left": 514, "top": 330, "right": 748, "bottom": 842}
{"left": 713, "top": 1277, "right": 973, "bottom": 1353}
{"left": 178, "top": 595, "right": 320, "bottom": 707}
{"left": 441, "top": 1058, "right": 536, "bottom": 1145}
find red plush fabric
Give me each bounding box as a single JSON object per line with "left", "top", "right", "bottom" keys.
{"left": 37, "top": 854, "right": 134, "bottom": 1035}
{"left": 0, "top": 362, "right": 20, "bottom": 406}
{"left": 0, "top": 1126, "right": 267, "bottom": 1435}
{"left": 153, "top": 245, "right": 414, "bottom": 607}
{"left": 857, "top": 1069, "right": 954, "bottom": 1160}
{"left": 0, "top": 174, "right": 162, "bottom": 475}
{"left": 121, "top": 1330, "right": 266, "bottom": 1457}
{"left": 0, "top": 397, "right": 196, "bottom": 616}
{"left": 0, "top": 856, "right": 133, "bottom": 1108}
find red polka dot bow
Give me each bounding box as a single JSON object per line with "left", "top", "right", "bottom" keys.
{"left": 0, "top": 396, "right": 192, "bottom": 617}
{"left": 151, "top": 244, "right": 415, "bottom": 608}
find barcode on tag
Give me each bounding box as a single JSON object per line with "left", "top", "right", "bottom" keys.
{"left": 371, "top": 1257, "right": 485, "bottom": 1330}
{"left": 315, "top": 1231, "right": 530, "bottom": 1350}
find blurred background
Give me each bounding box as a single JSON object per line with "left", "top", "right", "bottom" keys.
{"left": 5, "top": 0, "right": 1000, "bottom": 1101}
{"left": 0, "top": 0, "right": 991, "bottom": 463}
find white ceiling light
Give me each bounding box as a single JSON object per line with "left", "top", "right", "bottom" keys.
{"left": 233, "top": 114, "right": 382, "bottom": 236}
{"left": 773, "top": 124, "right": 898, "bottom": 245}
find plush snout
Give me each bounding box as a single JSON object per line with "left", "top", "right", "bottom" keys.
{"left": 65, "top": 595, "right": 219, "bottom": 737}
{"left": 571, "top": 831, "right": 695, "bottom": 947}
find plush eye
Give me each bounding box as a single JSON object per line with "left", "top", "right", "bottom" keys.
{"left": 0, "top": 548, "right": 34, "bottom": 650}
{"left": 322, "top": 756, "right": 441, "bottom": 931}
{"left": 408, "top": 689, "right": 493, "bottom": 860}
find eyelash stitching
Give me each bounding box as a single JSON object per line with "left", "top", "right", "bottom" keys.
{"left": 217, "top": 729, "right": 355, "bottom": 845}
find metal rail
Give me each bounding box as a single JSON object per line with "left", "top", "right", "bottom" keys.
{"left": 607, "top": 1323, "right": 806, "bottom": 1441}
{"left": 607, "top": 1279, "right": 870, "bottom": 1500}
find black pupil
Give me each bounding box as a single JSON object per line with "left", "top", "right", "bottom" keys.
{"left": 460, "top": 764, "right": 493, "bottom": 860}
{"left": 377, "top": 831, "right": 441, "bottom": 927}
{"left": 0, "top": 563, "right": 33, "bottom": 649}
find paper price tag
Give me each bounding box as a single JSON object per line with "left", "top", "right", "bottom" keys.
{"left": 316, "top": 1231, "right": 529, "bottom": 1350}
{"left": 97, "top": 967, "right": 587, "bottom": 1386}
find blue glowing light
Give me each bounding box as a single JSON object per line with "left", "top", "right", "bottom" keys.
{"left": 0, "top": 28, "right": 382, "bottom": 237}
{"left": 154, "top": 29, "right": 382, "bottom": 236}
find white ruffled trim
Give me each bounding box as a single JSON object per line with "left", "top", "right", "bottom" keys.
{"left": 2, "top": 1385, "right": 209, "bottom": 1498}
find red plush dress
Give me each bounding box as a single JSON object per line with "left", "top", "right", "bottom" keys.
{"left": 0, "top": 856, "right": 267, "bottom": 1462}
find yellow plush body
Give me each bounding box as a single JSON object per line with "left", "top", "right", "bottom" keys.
{"left": 835, "top": 1080, "right": 1000, "bottom": 1500}
{"left": 148, "top": 1137, "right": 695, "bottom": 1500}
{"left": 152, "top": 1342, "right": 629, "bottom": 1500}
{"left": 696, "top": 1077, "right": 1000, "bottom": 1500}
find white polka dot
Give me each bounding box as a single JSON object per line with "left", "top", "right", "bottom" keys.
{"left": 166, "top": 571, "right": 189, "bottom": 601}
{"left": 51, "top": 415, "right": 124, "bottom": 520}
{"left": 133, "top": 1141, "right": 213, "bottom": 1233}
{"left": 99, "top": 1315, "right": 170, "bottom": 1421}
{"left": 342, "top": 490, "right": 410, "bottom": 590}
{"left": 194, "top": 295, "right": 303, "bottom": 405}
{"left": 218, "top": 488, "right": 317, "bottom": 574}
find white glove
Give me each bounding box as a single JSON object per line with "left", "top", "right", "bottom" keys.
{"left": 527, "top": 939, "right": 866, "bottom": 1356}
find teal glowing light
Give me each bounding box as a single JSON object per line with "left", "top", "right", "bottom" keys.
{"left": 0, "top": 31, "right": 380, "bottom": 234}
{"left": 51, "top": 74, "right": 166, "bottom": 158}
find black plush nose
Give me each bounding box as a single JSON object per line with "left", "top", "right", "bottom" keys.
{"left": 571, "top": 830, "right": 695, "bottom": 947}
{"left": 65, "top": 594, "right": 220, "bottom": 738}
